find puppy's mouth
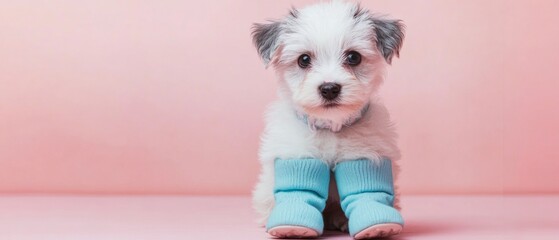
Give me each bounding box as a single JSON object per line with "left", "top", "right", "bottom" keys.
{"left": 322, "top": 102, "right": 340, "bottom": 108}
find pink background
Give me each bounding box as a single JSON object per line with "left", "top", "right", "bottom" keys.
{"left": 1, "top": 0, "right": 558, "bottom": 195}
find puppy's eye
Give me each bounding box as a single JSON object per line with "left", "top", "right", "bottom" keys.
{"left": 346, "top": 51, "right": 361, "bottom": 66}
{"left": 298, "top": 54, "right": 311, "bottom": 68}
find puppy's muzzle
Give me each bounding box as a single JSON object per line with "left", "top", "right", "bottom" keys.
{"left": 319, "top": 83, "right": 341, "bottom": 101}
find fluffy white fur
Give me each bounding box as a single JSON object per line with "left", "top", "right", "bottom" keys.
{"left": 251, "top": 1, "right": 404, "bottom": 231}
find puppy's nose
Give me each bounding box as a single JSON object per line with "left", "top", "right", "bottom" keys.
{"left": 319, "top": 83, "right": 342, "bottom": 100}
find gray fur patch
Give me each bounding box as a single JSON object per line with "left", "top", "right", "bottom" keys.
{"left": 289, "top": 7, "right": 299, "bottom": 18}
{"left": 370, "top": 18, "right": 405, "bottom": 64}
{"left": 251, "top": 21, "right": 282, "bottom": 65}
{"left": 353, "top": 3, "right": 367, "bottom": 19}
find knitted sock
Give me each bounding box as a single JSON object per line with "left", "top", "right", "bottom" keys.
{"left": 334, "top": 158, "right": 404, "bottom": 237}
{"left": 266, "top": 158, "right": 330, "bottom": 235}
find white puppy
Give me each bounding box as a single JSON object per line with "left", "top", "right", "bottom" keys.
{"left": 251, "top": 1, "right": 405, "bottom": 238}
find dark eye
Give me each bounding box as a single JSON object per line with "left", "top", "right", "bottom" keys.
{"left": 298, "top": 54, "right": 311, "bottom": 68}
{"left": 346, "top": 51, "right": 361, "bottom": 66}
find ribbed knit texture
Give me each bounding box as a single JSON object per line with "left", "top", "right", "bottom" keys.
{"left": 266, "top": 158, "right": 330, "bottom": 235}
{"left": 334, "top": 158, "right": 404, "bottom": 237}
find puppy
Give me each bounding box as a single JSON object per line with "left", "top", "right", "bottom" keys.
{"left": 251, "top": 1, "right": 405, "bottom": 239}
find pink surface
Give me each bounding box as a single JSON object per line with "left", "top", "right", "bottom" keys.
{"left": 1, "top": 1, "right": 559, "bottom": 194}
{"left": 0, "top": 195, "right": 558, "bottom": 239}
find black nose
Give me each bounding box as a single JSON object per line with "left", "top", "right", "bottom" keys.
{"left": 319, "top": 83, "right": 342, "bottom": 100}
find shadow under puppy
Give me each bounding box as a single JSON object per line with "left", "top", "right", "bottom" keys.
{"left": 251, "top": 1, "right": 405, "bottom": 239}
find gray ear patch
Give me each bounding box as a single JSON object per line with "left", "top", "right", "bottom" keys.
{"left": 370, "top": 18, "right": 405, "bottom": 64}
{"left": 251, "top": 21, "right": 282, "bottom": 65}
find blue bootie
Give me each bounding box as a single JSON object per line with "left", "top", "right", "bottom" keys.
{"left": 334, "top": 158, "right": 404, "bottom": 238}
{"left": 266, "top": 158, "right": 330, "bottom": 237}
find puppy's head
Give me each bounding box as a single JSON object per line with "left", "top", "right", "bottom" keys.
{"left": 252, "top": 1, "right": 404, "bottom": 123}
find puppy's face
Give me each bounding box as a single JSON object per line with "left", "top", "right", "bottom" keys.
{"left": 253, "top": 2, "right": 404, "bottom": 122}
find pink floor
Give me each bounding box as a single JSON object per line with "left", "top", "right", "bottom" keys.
{"left": 0, "top": 195, "right": 558, "bottom": 239}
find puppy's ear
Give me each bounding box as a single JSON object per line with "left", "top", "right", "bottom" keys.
{"left": 251, "top": 21, "right": 282, "bottom": 67}
{"left": 370, "top": 17, "right": 405, "bottom": 64}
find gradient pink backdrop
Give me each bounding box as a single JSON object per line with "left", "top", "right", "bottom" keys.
{"left": 1, "top": 0, "right": 558, "bottom": 195}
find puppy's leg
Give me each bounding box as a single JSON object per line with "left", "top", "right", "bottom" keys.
{"left": 334, "top": 158, "right": 403, "bottom": 239}
{"left": 253, "top": 161, "right": 275, "bottom": 226}
{"left": 266, "top": 158, "right": 330, "bottom": 238}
